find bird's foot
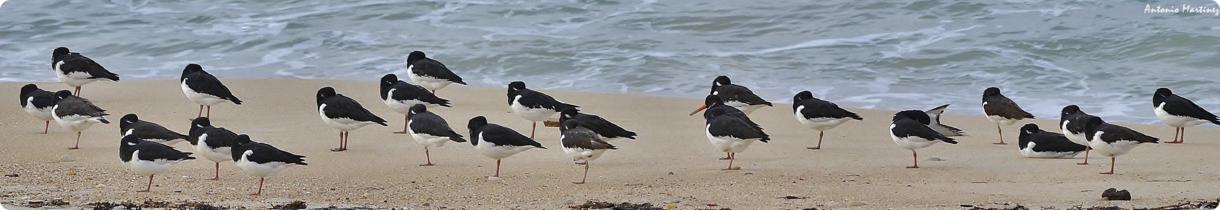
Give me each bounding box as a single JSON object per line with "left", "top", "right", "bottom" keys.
{"left": 1166, "top": 141, "right": 1183, "bottom": 144}
{"left": 722, "top": 167, "right": 741, "bottom": 170}
{"left": 250, "top": 193, "right": 261, "bottom": 196}
{"left": 992, "top": 142, "right": 1007, "bottom": 145}
{"left": 906, "top": 166, "right": 920, "bottom": 169}
{"left": 393, "top": 131, "right": 409, "bottom": 134}
{"left": 718, "top": 157, "right": 732, "bottom": 160}
{"left": 806, "top": 147, "right": 821, "bottom": 150}
{"left": 207, "top": 177, "right": 220, "bottom": 181}
{"left": 67, "top": 147, "right": 79, "bottom": 150}
{"left": 419, "top": 163, "right": 435, "bottom": 167}
{"left": 575, "top": 162, "right": 588, "bottom": 165}
{"left": 136, "top": 190, "right": 150, "bottom": 192}
{"left": 572, "top": 181, "right": 586, "bottom": 184}
{"left": 1099, "top": 172, "right": 1114, "bottom": 175}
{"left": 330, "top": 148, "right": 347, "bottom": 152}
{"left": 1076, "top": 162, "right": 1089, "bottom": 165}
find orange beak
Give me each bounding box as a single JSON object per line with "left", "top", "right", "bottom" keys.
{"left": 688, "top": 104, "right": 708, "bottom": 116}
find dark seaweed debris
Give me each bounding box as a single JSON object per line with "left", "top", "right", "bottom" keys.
{"left": 569, "top": 201, "right": 664, "bottom": 210}
{"left": 274, "top": 200, "right": 308, "bottom": 210}
{"left": 87, "top": 200, "right": 225, "bottom": 210}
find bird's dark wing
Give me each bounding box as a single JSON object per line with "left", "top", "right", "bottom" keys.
{"left": 1029, "top": 132, "right": 1087, "bottom": 151}
{"left": 715, "top": 85, "right": 771, "bottom": 106}
{"left": 409, "top": 112, "right": 465, "bottom": 142}
{"left": 62, "top": 54, "right": 119, "bottom": 80}
{"left": 135, "top": 141, "right": 194, "bottom": 161}
{"left": 707, "top": 116, "right": 770, "bottom": 142}
{"left": 983, "top": 96, "right": 1034, "bottom": 119}
{"left": 56, "top": 98, "right": 107, "bottom": 117}
{"left": 28, "top": 90, "right": 58, "bottom": 108}
{"left": 516, "top": 90, "right": 578, "bottom": 111}
{"left": 391, "top": 82, "right": 450, "bottom": 106}
{"left": 798, "top": 99, "right": 862, "bottom": 120}
{"left": 202, "top": 128, "right": 241, "bottom": 148}
{"left": 185, "top": 72, "right": 241, "bottom": 104}
{"left": 482, "top": 124, "right": 544, "bottom": 148}
{"left": 1164, "top": 96, "right": 1219, "bottom": 123}
{"left": 1098, "top": 124, "right": 1159, "bottom": 144}
{"left": 323, "top": 95, "right": 387, "bottom": 125}
{"left": 129, "top": 122, "right": 188, "bottom": 140}
{"left": 412, "top": 59, "right": 466, "bottom": 84}
{"left": 571, "top": 114, "right": 636, "bottom": 139}
{"left": 245, "top": 142, "right": 307, "bottom": 165}
{"left": 562, "top": 128, "right": 616, "bottom": 150}
{"left": 1064, "top": 115, "right": 1098, "bottom": 135}
{"left": 891, "top": 119, "right": 955, "bottom": 143}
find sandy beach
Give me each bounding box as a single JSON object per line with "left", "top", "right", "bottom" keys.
{"left": 2, "top": 80, "right": 1218, "bottom": 209}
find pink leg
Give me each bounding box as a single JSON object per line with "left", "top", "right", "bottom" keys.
{"left": 1078, "top": 147, "right": 1090, "bottom": 165}
{"left": 197, "top": 105, "right": 204, "bottom": 118}
{"left": 69, "top": 132, "right": 81, "bottom": 150}
{"left": 395, "top": 114, "right": 409, "bottom": 134}
{"left": 74, "top": 86, "right": 81, "bottom": 96}
{"left": 138, "top": 175, "right": 153, "bottom": 192}
{"left": 209, "top": 162, "right": 220, "bottom": 180}
{"left": 575, "top": 163, "right": 589, "bottom": 184}
{"left": 530, "top": 122, "right": 537, "bottom": 139}
{"left": 42, "top": 121, "right": 49, "bottom": 134}
{"left": 252, "top": 177, "right": 264, "bottom": 195}
{"left": 907, "top": 150, "right": 920, "bottom": 168}
{"left": 206, "top": 106, "right": 211, "bottom": 118}
{"left": 420, "top": 147, "right": 434, "bottom": 166}
{"left": 494, "top": 159, "right": 502, "bottom": 177}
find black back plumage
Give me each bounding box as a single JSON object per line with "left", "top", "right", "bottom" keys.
{"left": 317, "top": 87, "right": 387, "bottom": 125}
{"left": 408, "top": 105, "right": 465, "bottom": 142}
{"left": 467, "top": 116, "right": 545, "bottom": 148}
{"left": 53, "top": 91, "right": 109, "bottom": 121}
{"left": 51, "top": 47, "right": 119, "bottom": 81}
{"left": 507, "top": 81, "right": 579, "bottom": 112}
{"left": 406, "top": 51, "right": 466, "bottom": 84}
{"left": 709, "top": 76, "right": 772, "bottom": 106}
{"left": 231, "top": 140, "right": 307, "bottom": 165}
{"left": 20, "top": 84, "right": 58, "bottom": 109}
{"left": 1154, "top": 88, "right": 1220, "bottom": 124}
{"left": 180, "top": 64, "right": 241, "bottom": 104}
{"left": 704, "top": 105, "right": 770, "bottom": 142}
{"left": 558, "top": 109, "right": 637, "bottom": 140}
{"left": 982, "top": 87, "right": 1034, "bottom": 119}
{"left": 119, "top": 114, "right": 187, "bottom": 140}
{"left": 379, "top": 74, "right": 450, "bottom": 106}
{"left": 701, "top": 95, "right": 763, "bottom": 132}
{"left": 1081, "top": 117, "right": 1159, "bottom": 144}
{"left": 1018, "top": 124, "right": 1087, "bottom": 151}
{"left": 792, "top": 91, "right": 862, "bottom": 120}
{"left": 119, "top": 136, "right": 194, "bottom": 162}
{"left": 560, "top": 120, "right": 618, "bottom": 150}
{"left": 891, "top": 110, "right": 957, "bottom": 144}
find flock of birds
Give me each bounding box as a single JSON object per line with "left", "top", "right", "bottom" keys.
{"left": 16, "top": 47, "right": 1220, "bottom": 195}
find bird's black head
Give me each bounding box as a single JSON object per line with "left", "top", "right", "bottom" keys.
{"left": 20, "top": 84, "right": 38, "bottom": 96}
{"left": 1155, "top": 88, "right": 1173, "bottom": 97}
{"left": 120, "top": 113, "right": 139, "bottom": 124}
{"left": 54, "top": 90, "right": 72, "bottom": 100}
{"left": 409, "top": 104, "right": 428, "bottom": 115}
{"left": 234, "top": 134, "right": 253, "bottom": 145}
{"left": 52, "top": 47, "right": 70, "bottom": 60}
{"left": 559, "top": 108, "right": 581, "bottom": 122}
{"left": 793, "top": 90, "right": 814, "bottom": 102}
{"left": 467, "top": 116, "right": 488, "bottom": 146}
{"left": 704, "top": 106, "right": 731, "bottom": 120}
{"left": 191, "top": 117, "right": 212, "bottom": 128}
{"left": 507, "top": 81, "right": 527, "bottom": 92}
{"left": 713, "top": 76, "right": 731, "bottom": 87}
{"left": 120, "top": 135, "right": 141, "bottom": 145}
{"left": 1081, "top": 116, "right": 1105, "bottom": 137}
{"left": 380, "top": 74, "right": 399, "bottom": 86}
{"left": 1061, "top": 105, "right": 1081, "bottom": 117}
{"left": 317, "top": 87, "right": 337, "bottom": 106}
{"left": 181, "top": 64, "right": 203, "bottom": 80}
{"left": 561, "top": 119, "right": 581, "bottom": 130}
{"left": 407, "top": 51, "right": 427, "bottom": 65}
{"left": 704, "top": 95, "right": 725, "bottom": 106}
{"left": 1153, "top": 88, "right": 1173, "bottom": 107}
{"left": 1019, "top": 123, "right": 1042, "bottom": 135}
{"left": 893, "top": 110, "right": 931, "bottom": 124}
{"left": 983, "top": 87, "right": 1001, "bottom": 97}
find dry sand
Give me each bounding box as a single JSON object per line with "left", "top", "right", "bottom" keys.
{"left": 1, "top": 80, "right": 1218, "bottom": 209}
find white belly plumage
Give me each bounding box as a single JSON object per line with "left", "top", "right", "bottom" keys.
{"left": 510, "top": 98, "right": 559, "bottom": 122}
{"left": 890, "top": 124, "right": 938, "bottom": 150}
{"left": 408, "top": 123, "right": 451, "bottom": 147}
{"left": 1154, "top": 103, "right": 1206, "bottom": 128}
{"left": 52, "top": 106, "right": 105, "bottom": 132}
{"left": 1088, "top": 131, "right": 1142, "bottom": 157}
{"left": 1020, "top": 142, "right": 1081, "bottom": 158}
{"left": 985, "top": 115, "right": 1020, "bottom": 125}
{"left": 124, "top": 151, "right": 186, "bottom": 176}
{"left": 705, "top": 124, "right": 759, "bottom": 153}
{"left": 181, "top": 80, "right": 228, "bottom": 106}
{"left": 23, "top": 98, "right": 53, "bottom": 121}
{"left": 562, "top": 146, "right": 608, "bottom": 164}
{"left": 407, "top": 66, "right": 453, "bottom": 91}
{"left": 1060, "top": 120, "right": 1090, "bottom": 146}
{"left": 55, "top": 61, "right": 100, "bottom": 87}
{"left": 234, "top": 151, "right": 295, "bottom": 178}
{"left": 194, "top": 134, "right": 234, "bottom": 162}
{"left": 319, "top": 104, "right": 376, "bottom": 131}
{"left": 794, "top": 106, "right": 852, "bottom": 131}
{"left": 475, "top": 133, "right": 535, "bottom": 160}
{"left": 383, "top": 89, "right": 437, "bottom": 114}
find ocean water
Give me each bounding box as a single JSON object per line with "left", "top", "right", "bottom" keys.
{"left": 1, "top": 0, "right": 1218, "bottom": 124}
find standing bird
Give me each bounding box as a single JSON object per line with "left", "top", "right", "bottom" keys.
{"left": 506, "top": 81, "right": 579, "bottom": 139}
{"left": 467, "top": 116, "right": 545, "bottom": 179}
{"left": 380, "top": 74, "right": 451, "bottom": 134}
{"left": 1060, "top": 105, "right": 1098, "bottom": 165}
{"left": 703, "top": 96, "right": 770, "bottom": 170}
{"left": 405, "top": 51, "right": 466, "bottom": 94}
{"left": 188, "top": 117, "right": 246, "bottom": 180}
{"left": 889, "top": 110, "right": 958, "bottom": 168}
{"left": 19, "top": 84, "right": 61, "bottom": 134}
{"left": 1017, "top": 124, "right": 1086, "bottom": 158}
{"left": 405, "top": 104, "right": 466, "bottom": 166}
{"left": 52, "top": 91, "right": 110, "bottom": 149}
{"left": 558, "top": 109, "right": 637, "bottom": 142}
{"left": 231, "top": 141, "right": 307, "bottom": 196}
{"left": 118, "top": 135, "right": 195, "bottom": 192}
{"left": 791, "top": 91, "right": 862, "bottom": 150}
{"left": 689, "top": 76, "right": 772, "bottom": 116}
{"left": 51, "top": 47, "right": 119, "bottom": 96}
{"left": 924, "top": 104, "right": 965, "bottom": 137}
{"left": 180, "top": 64, "right": 242, "bottom": 118}
{"left": 1082, "top": 117, "right": 1159, "bottom": 174}
{"left": 119, "top": 114, "right": 188, "bottom": 145}
{"left": 560, "top": 120, "right": 617, "bottom": 184}
{"left": 1152, "top": 88, "right": 1219, "bottom": 144}
{"left": 982, "top": 87, "right": 1034, "bottom": 145}
{"left": 317, "top": 87, "right": 387, "bottom": 152}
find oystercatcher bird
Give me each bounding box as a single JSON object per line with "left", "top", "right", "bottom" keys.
{"left": 1152, "top": 88, "right": 1219, "bottom": 144}
{"left": 1017, "top": 124, "right": 1086, "bottom": 158}
{"left": 1081, "top": 117, "right": 1159, "bottom": 174}
{"left": 925, "top": 104, "right": 965, "bottom": 137}
{"left": 560, "top": 120, "right": 617, "bottom": 184}
{"left": 702, "top": 95, "right": 769, "bottom": 170}
{"left": 51, "top": 47, "right": 119, "bottom": 96}
{"left": 506, "top": 81, "right": 579, "bottom": 139}
{"left": 231, "top": 140, "right": 307, "bottom": 195}
{"left": 982, "top": 87, "right": 1034, "bottom": 145}
{"left": 467, "top": 116, "right": 545, "bottom": 179}
{"left": 180, "top": 64, "right": 242, "bottom": 118}
{"left": 20, "top": 84, "right": 61, "bottom": 134}
{"left": 187, "top": 117, "right": 247, "bottom": 180}
{"left": 119, "top": 135, "right": 195, "bottom": 192}
{"left": 317, "top": 87, "right": 387, "bottom": 151}
{"left": 380, "top": 74, "right": 451, "bottom": 134}
{"left": 406, "top": 51, "right": 466, "bottom": 94}
{"left": 558, "top": 109, "right": 637, "bottom": 142}
{"left": 405, "top": 104, "right": 466, "bottom": 166}
{"left": 1059, "top": 105, "right": 1099, "bottom": 165}
{"left": 52, "top": 91, "right": 109, "bottom": 149}
{"left": 791, "top": 90, "right": 862, "bottom": 149}
{"left": 689, "top": 76, "right": 771, "bottom": 116}
{"left": 889, "top": 110, "right": 957, "bottom": 168}
{"left": 119, "top": 114, "right": 188, "bottom": 145}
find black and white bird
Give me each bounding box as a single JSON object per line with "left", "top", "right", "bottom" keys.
{"left": 380, "top": 74, "right": 451, "bottom": 134}
{"left": 118, "top": 135, "right": 195, "bottom": 192}
{"left": 467, "top": 116, "right": 545, "bottom": 179}
{"left": 924, "top": 104, "right": 965, "bottom": 137}
{"left": 702, "top": 95, "right": 769, "bottom": 170}
{"left": 560, "top": 120, "right": 617, "bottom": 184}
{"left": 52, "top": 91, "right": 110, "bottom": 149}
{"left": 889, "top": 110, "right": 958, "bottom": 168}
{"left": 1081, "top": 117, "right": 1159, "bottom": 174}
{"left": 317, "top": 87, "right": 387, "bottom": 152}
{"left": 1059, "top": 105, "right": 1098, "bottom": 165}
{"left": 187, "top": 117, "right": 247, "bottom": 180}
{"left": 982, "top": 87, "right": 1034, "bottom": 145}
{"left": 506, "top": 81, "right": 579, "bottom": 139}
{"left": 180, "top": 64, "right": 242, "bottom": 118}
{"left": 689, "top": 76, "right": 772, "bottom": 116}
{"left": 1017, "top": 124, "right": 1086, "bottom": 159}
{"left": 791, "top": 91, "right": 862, "bottom": 150}
{"left": 19, "top": 84, "right": 61, "bottom": 134}
{"left": 51, "top": 47, "right": 119, "bottom": 96}
{"left": 405, "top": 51, "right": 466, "bottom": 94}
{"left": 405, "top": 104, "right": 466, "bottom": 166}
{"left": 1152, "top": 88, "right": 1219, "bottom": 144}
{"left": 558, "top": 109, "right": 637, "bottom": 142}
{"left": 119, "top": 114, "right": 188, "bottom": 145}
{"left": 231, "top": 140, "right": 307, "bottom": 196}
